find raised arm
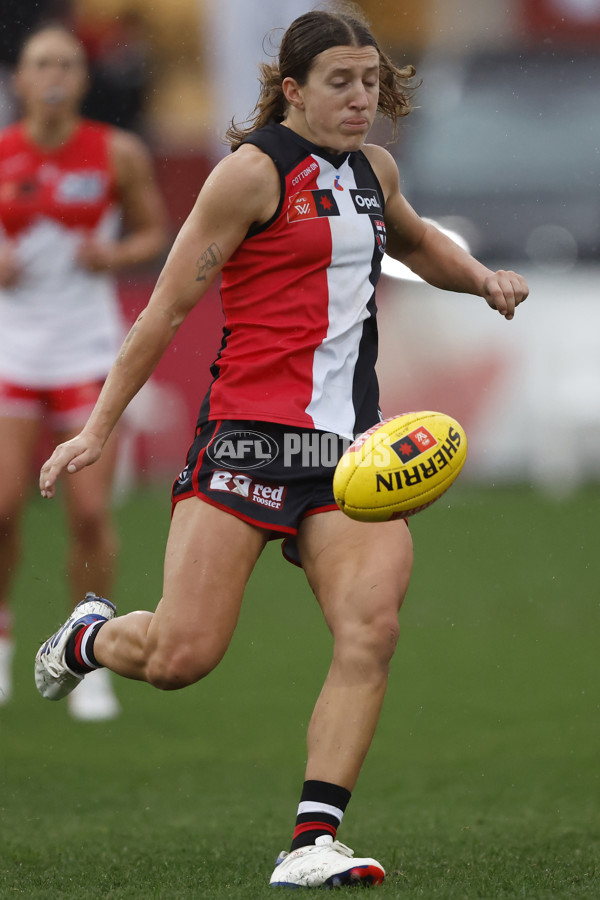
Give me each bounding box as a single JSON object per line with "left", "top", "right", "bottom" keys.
{"left": 40, "top": 145, "right": 280, "bottom": 497}
{"left": 365, "top": 144, "right": 528, "bottom": 319}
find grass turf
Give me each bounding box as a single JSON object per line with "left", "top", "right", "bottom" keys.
{"left": 1, "top": 484, "right": 598, "bottom": 897}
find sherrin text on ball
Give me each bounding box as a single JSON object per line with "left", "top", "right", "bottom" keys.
{"left": 333, "top": 411, "right": 467, "bottom": 522}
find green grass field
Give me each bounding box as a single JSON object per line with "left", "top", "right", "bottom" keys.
{"left": 1, "top": 484, "right": 599, "bottom": 898}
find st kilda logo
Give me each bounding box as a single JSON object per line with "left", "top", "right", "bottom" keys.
{"left": 207, "top": 430, "right": 279, "bottom": 469}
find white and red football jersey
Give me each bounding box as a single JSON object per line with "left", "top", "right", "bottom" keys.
{"left": 199, "top": 123, "right": 386, "bottom": 438}
{"left": 0, "top": 120, "right": 123, "bottom": 387}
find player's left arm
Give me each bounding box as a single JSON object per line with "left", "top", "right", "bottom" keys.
{"left": 77, "top": 129, "right": 169, "bottom": 272}
{"left": 365, "top": 144, "right": 529, "bottom": 320}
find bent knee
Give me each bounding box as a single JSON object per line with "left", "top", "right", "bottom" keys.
{"left": 335, "top": 613, "right": 400, "bottom": 668}
{"left": 366, "top": 615, "right": 401, "bottom": 662}
{"left": 69, "top": 508, "right": 113, "bottom": 542}
{"left": 145, "top": 645, "right": 221, "bottom": 691}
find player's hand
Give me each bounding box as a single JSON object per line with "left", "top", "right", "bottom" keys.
{"left": 76, "top": 238, "right": 121, "bottom": 273}
{"left": 39, "top": 433, "right": 103, "bottom": 499}
{"left": 482, "top": 269, "right": 529, "bottom": 320}
{"left": 0, "top": 242, "right": 21, "bottom": 287}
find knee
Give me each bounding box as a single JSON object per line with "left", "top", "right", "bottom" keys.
{"left": 0, "top": 510, "right": 18, "bottom": 541}
{"left": 145, "top": 643, "right": 221, "bottom": 691}
{"left": 363, "top": 613, "right": 401, "bottom": 665}
{"left": 0, "top": 494, "right": 25, "bottom": 537}
{"left": 335, "top": 610, "right": 401, "bottom": 670}
{"left": 70, "top": 506, "right": 115, "bottom": 548}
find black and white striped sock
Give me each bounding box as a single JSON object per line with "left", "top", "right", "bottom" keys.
{"left": 65, "top": 619, "right": 106, "bottom": 674}
{"left": 290, "top": 780, "right": 351, "bottom": 851}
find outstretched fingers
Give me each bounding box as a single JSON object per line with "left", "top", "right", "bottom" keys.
{"left": 483, "top": 269, "right": 529, "bottom": 320}
{"left": 39, "top": 435, "right": 102, "bottom": 498}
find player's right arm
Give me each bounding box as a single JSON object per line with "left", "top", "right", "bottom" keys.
{"left": 40, "top": 145, "right": 280, "bottom": 497}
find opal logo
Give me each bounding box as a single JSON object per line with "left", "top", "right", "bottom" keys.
{"left": 350, "top": 188, "right": 382, "bottom": 215}
{"left": 207, "top": 430, "right": 279, "bottom": 469}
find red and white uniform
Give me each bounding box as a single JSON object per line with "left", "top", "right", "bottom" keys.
{"left": 0, "top": 120, "right": 123, "bottom": 388}
{"left": 199, "top": 123, "right": 386, "bottom": 439}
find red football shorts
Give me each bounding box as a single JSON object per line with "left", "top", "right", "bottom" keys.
{"left": 0, "top": 377, "right": 104, "bottom": 430}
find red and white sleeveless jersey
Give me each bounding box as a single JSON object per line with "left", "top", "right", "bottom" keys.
{"left": 199, "top": 123, "right": 386, "bottom": 438}
{"left": 0, "top": 120, "right": 123, "bottom": 387}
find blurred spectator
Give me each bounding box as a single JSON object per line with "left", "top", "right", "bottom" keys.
{"left": 0, "top": 0, "right": 69, "bottom": 128}
{"left": 77, "top": 10, "right": 152, "bottom": 133}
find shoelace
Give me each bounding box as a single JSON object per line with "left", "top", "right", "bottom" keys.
{"left": 328, "top": 841, "right": 354, "bottom": 858}
{"left": 276, "top": 839, "right": 355, "bottom": 867}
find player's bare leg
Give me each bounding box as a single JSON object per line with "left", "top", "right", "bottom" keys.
{"left": 0, "top": 415, "right": 41, "bottom": 703}
{"left": 297, "top": 510, "right": 413, "bottom": 790}
{"left": 270, "top": 510, "right": 411, "bottom": 888}
{"left": 59, "top": 425, "right": 120, "bottom": 607}
{"left": 57, "top": 424, "right": 121, "bottom": 718}
{"left": 0, "top": 415, "right": 41, "bottom": 601}
{"left": 91, "top": 498, "right": 267, "bottom": 687}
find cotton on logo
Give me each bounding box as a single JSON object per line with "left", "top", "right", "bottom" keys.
{"left": 291, "top": 161, "right": 318, "bottom": 187}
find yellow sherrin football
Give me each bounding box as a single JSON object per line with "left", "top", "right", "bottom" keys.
{"left": 333, "top": 411, "right": 467, "bottom": 522}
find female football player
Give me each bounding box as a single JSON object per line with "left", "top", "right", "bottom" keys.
{"left": 0, "top": 26, "right": 167, "bottom": 719}
{"left": 34, "top": 4, "right": 527, "bottom": 886}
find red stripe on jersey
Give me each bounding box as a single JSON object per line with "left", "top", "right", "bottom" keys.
{"left": 206, "top": 158, "right": 332, "bottom": 428}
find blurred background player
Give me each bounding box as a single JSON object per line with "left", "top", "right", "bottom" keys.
{"left": 0, "top": 25, "right": 168, "bottom": 719}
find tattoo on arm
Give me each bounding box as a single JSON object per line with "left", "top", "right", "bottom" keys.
{"left": 116, "top": 317, "right": 141, "bottom": 365}
{"left": 195, "top": 243, "right": 223, "bottom": 282}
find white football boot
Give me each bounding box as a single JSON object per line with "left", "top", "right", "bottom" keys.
{"left": 269, "top": 834, "right": 385, "bottom": 888}
{"left": 67, "top": 667, "right": 121, "bottom": 721}
{"left": 0, "top": 636, "right": 14, "bottom": 705}
{"left": 34, "top": 593, "right": 116, "bottom": 701}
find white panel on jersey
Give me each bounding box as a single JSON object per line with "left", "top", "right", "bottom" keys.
{"left": 0, "top": 209, "right": 124, "bottom": 386}
{"left": 306, "top": 156, "right": 377, "bottom": 438}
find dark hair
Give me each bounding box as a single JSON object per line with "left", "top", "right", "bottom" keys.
{"left": 225, "top": 4, "right": 417, "bottom": 149}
